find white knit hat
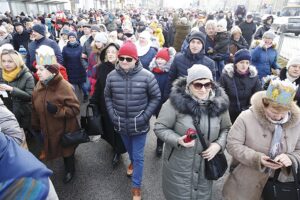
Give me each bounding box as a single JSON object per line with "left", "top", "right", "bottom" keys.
{"left": 287, "top": 55, "right": 300, "bottom": 69}
{"left": 94, "top": 32, "right": 108, "bottom": 44}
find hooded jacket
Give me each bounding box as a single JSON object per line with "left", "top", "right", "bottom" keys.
{"left": 154, "top": 77, "right": 231, "bottom": 200}
{"left": 164, "top": 33, "right": 216, "bottom": 101}
{"left": 219, "top": 63, "right": 261, "bottom": 122}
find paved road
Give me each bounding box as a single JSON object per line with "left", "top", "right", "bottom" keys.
{"left": 46, "top": 118, "right": 228, "bottom": 200}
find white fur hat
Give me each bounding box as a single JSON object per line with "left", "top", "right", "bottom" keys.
{"left": 287, "top": 55, "right": 300, "bottom": 69}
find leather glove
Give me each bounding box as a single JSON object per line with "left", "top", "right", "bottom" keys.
{"left": 47, "top": 101, "right": 58, "bottom": 114}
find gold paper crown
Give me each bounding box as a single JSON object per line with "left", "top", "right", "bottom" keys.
{"left": 266, "top": 79, "right": 298, "bottom": 106}
{"left": 35, "top": 45, "right": 57, "bottom": 66}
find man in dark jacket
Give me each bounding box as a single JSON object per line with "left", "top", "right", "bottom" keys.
{"left": 239, "top": 13, "right": 256, "bottom": 47}
{"left": 104, "top": 41, "right": 160, "bottom": 200}
{"left": 26, "top": 24, "right": 63, "bottom": 72}
{"left": 164, "top": 31, "right": 216, "bottom": 101}
{"left": 13, "top": 22, "right": 30, "bottom": 51}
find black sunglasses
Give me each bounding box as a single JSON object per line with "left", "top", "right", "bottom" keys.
{"left": 192, "top": 82, "right": 212, "bottom": 90}
{"left": 119, "top": 57, "right": 133, "bottom": 62}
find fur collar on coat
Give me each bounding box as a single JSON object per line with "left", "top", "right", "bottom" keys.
{"left": 169, "top": 77, "right": 229, "bottom": 117}
{"left": 223, "top": 63, "right": 258, "bottom": 78}
{"left": 250, "top": 91, "right": 300, "bottom": 130}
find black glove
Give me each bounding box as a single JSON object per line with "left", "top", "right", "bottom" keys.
{"left": 47, "top": 101, "right": 58, "bottom": 114}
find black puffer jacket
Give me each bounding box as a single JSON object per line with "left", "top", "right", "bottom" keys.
{"left": 104, "top": 62, "right": 161, "bottom": 136}
{"left": 220, "top": 63, "right": 261, "bottom": 122}
{"left": 164, "top": 46, "right": 215, "bottom": 101}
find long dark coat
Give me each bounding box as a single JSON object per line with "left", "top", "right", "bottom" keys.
{"left": 91, "top": 43, "right": 126, "bottom": 154}
{"left": 31, "top": 74, "right": 80, "bottom": 160}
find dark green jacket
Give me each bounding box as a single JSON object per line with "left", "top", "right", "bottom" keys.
{"left": 0, "top": 66, "right": 35, "bottom": 129}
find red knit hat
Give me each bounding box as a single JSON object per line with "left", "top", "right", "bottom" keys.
{"left": 118, "top": 41, "right": 138, "bottom": 61}
{"left": 155, "top": 48, "right": 170, "bottom": 62}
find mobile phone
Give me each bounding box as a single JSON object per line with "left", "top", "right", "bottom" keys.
{"left": 266, "top": 158, "right": 281, "bottom": 165}
{"left": 183, "top": 128, "right": 197, "bottom": 143}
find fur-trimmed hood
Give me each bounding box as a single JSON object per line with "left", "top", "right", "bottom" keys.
{"left": 148, "top": 47, "right": 176, "bottom": 72}
{"left": 250, "top": 91, "right": 300, "bottom": 130}
{"left": 250, "top": 39, "right": 277, "bottom": 49}
{"left": 169, "top": 77, "right": 229, "bottom": 117}
{"left": 222, "top": 63, "right": 258, "bottom": 78}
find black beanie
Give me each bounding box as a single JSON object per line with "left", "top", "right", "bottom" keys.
{"left": 188, "top": 31, "right": 206, "bottom": 46}
{"left": 32, "top": 24, "right": 45, "bottom": 36}
{"left": 234, "top": 49, "right": 252, "bottom": 64}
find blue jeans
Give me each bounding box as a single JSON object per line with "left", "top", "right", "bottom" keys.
{"left": 120, "top": 133, "right": 147, "bottom": 188}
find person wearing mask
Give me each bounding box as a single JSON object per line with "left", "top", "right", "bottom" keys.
{"left": 104, "top": 41, "right": 160, "bottom": 200}
{"left": 12, "top": 22, "right": 30, "bottom": 51}
{"left": 251, "top": 31, "right": 280, "bottom": 79}
{"left": 223, "top": 79, "right": 300, "bottom": 200}
{"left": 254, "top": 15, "right": 274, "bottom": 40}
{"left": 135, "top": 30, "right": 157, "bottom": 70}
{"left": 154, "top": 64, "right": 231, "bottom": 200}
{"left": 239, "top": 13, "right": 257, "bottom": 48}
{"left": 90, "top": 43, "right": 126, "bottom": 167}
{"left": 164, "top": 31, "right": 216, "bottom": 101}
{"left": 220, "top": 49, "right": 261, "bottom": 123}
{"left": 62, "top": 31, "right": 87, "bottom": 103}
{"left": 0, "top": 49, "right": 35, "bottom": 139}
{"left": 31, "top": 50, "right": 80, "bottom": 183}
{"left": 26, "top": 24, "right": 63, "bottom": 72}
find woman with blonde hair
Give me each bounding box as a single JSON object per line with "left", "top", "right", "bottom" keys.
{"left": 0, "top": 49, "right": 35, "bottom": 136}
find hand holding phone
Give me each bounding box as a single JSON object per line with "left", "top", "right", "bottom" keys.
{"left": 266, "top": 158, "right": 281, "bottom": 165}
{"left": 183, "top": 128, "right": 197, "bottom": 143}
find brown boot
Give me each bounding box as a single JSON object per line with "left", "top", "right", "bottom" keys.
{"left": 39, "top": 150, "right": 46, "bottom": 160}
{"left": 127, "top": 163, "right": 133, "bottom": 177}
{"left": 131, "top": 188, "right": 141, "bottom": 200}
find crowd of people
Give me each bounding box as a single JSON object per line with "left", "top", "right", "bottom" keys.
{"left": 0, "top": 7, "right": 300, "bottom": 200}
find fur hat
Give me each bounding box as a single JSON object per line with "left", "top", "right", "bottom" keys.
{"left": 187, "top": 64, "right": 213, "bottom": 87}
{"left": 286, "top": 55, "right": 300, "bottom": 69}
{"left": 234, "top": 49, "right": 252, "bottom": 64}
{"left": 118, "top": 41, "right": 138, "bottom": 61}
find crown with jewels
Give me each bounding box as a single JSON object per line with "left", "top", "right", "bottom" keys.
{"left": 35, "top": 45, "right": 57, "bottom": 66}
{"left": 266, "top": 79, "right": 298, "bottom": 106}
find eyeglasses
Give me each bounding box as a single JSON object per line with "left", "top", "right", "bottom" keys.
{"left": 119, "top": 57, "right": 133, "bottom": 62}
{"left": 192, "top": 82, "right": 212, "bottom": 90}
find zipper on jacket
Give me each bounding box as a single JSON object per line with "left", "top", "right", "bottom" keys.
{"left": 168, "top": 147, "right": 174, "bottom": 161}
{"left": 125, "top": 75, "right": 128, "bottom": 133}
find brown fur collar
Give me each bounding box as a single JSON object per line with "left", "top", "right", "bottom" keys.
{"left": 250, "top": 91, "right": 300, "bottom": 130}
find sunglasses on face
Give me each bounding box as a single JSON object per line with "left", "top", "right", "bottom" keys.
{"left": 119, "top": 57, "right": 133, "bottom": 62}
{"left": 192, "top": 82, "right": 212, "bottom": 90}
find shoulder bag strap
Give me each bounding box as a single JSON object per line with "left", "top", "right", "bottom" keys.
{"left": 192, "top": 117, "right": 208, "bottom": 150}
{"left": 232, "top": 77, "right": 241, "bottom": 112}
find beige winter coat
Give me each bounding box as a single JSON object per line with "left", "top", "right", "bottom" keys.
{"left": 222, "top": 91, "right": 300, "bottom": 200}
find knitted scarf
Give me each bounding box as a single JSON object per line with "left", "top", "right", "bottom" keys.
{"left": 2, "top": 67, "right": 21, "bottom": 82}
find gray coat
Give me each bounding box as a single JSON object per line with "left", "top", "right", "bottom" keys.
{"left": 0, "top": 98, "right": 25, "bottom": 145}
{"left": 104, "top": 62, "right": 161, "bottom": 136}
{"left": 0, "top": 66, "right": 35, "bottom": 130}
{"left": 154, "top": 77, "right": 231, "bottom": 200}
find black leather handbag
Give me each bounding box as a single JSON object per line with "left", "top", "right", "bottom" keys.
{"left": 61, "top": 117, "right": 90, "bottom": 147}
{"left": 81, "top": 104, "right": 103, "bottom": 136}
{"left": 262, "top": 157, "right": 300, "bottom": 200}
{"left": 193, "top": 117, "right": 228, "bottom": 180}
